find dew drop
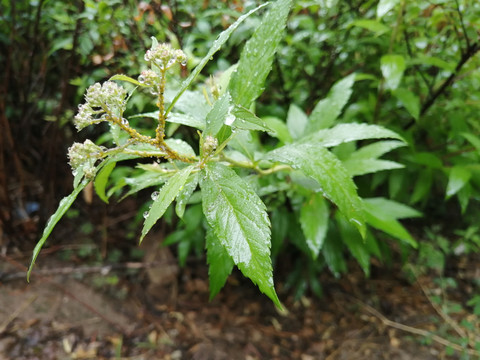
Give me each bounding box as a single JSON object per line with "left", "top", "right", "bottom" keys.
{"left": 225, "top": 114, "right": 235, "bottom": 126}
{"left": 72, "top": 169, "right": 78, "bottom": 176}
{"left": 138, "top": 75, "right": 145, "bottom": 83}
{"left": 151, "top": 191, "right": 159, "bottom": 200}
{"left": 143, "top": 211, "right": 149, "bottom": 219}
{"left": 181, "top": 60, "right": 187, "bottom": 66}
{"left": 121, "top": 118, "right": 129, "bottom": 126}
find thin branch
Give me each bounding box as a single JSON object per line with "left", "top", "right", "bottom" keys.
{"left": 454, "top": 0, "right": 470, "bottom": 49}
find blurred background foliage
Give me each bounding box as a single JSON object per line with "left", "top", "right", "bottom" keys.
{"left": 1, "top": 0, "right": 480, "bottom": 299}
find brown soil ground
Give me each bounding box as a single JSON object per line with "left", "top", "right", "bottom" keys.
{"left": 2, "top": 239, "right": 477, "bottom": 360}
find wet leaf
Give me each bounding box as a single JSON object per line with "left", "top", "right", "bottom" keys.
{"left": 131, "top": 111, "right": 205, "bottom": 130}
{"left": 175, "top": 173, "right": 199, "bottom": 219}
{"left": 140, "top": 166, "right": 194, "bottom": 243}
{"left": 287, "top": 104, "right": 308, "bottom": 139}
{"left": 446, "top": 166, "right": 471, "bottom": 198}
{"left": 206, "top": 226, "right": 234, "bottom": 300}
{"left": 381, "top": 54, "right": 406, "bottom": 90}
{"left": 266, "top": 143, "right": 366, "bottom": 238}
{"left": 393, "top": 88, "right": 420, "bottom": 120}
{"left": 94, "top": 161, "right": 116, "bottom": 203}
{"left": 110, "top": 74, "right": 145, "bottom": 87}
{"left": 377, "top": 0, "right": 400, "bottom": 18}
{"left": 300, "top": 193, "right": 329, "bottom": 259}
{"left": 229, "top": 0, "right": 292, "bottom": 108}
{"left": 350, "top": 19, "right": 390, "bottom": 36}
{"left": 204, "top": 92, "right": 231, "bottom": 137}
{"left": 200, "top": 162, "right": 280, "bottom": 307}
{"left": 28, "top": 178, "right": 90, "bottom": 281}
{"left": 308, "top": 73, "right": 356, "bottom": 132}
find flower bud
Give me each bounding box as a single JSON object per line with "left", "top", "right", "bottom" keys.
{"left": 68, "top": 140, "right": 105, "bottom": 178}
{"left": 144, "top": 42, "right": 187, "bottom": 70}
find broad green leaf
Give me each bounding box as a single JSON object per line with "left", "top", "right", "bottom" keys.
{"left": 446, "top": 166, "right": 471, "bottom": 198}
{"left": 381, "top": 54, "right": 406, "bottom": 90}
{"left": 363, "top": 199, "right": 418, "bottom": 247}
{"left": 165, "top": 138, "right": 196, "bottom": 158}
{"left": 124, "top": 171, "right": 170, "bottom": 198}
{"left": 262, "top": 116, "right": 292, "bottom": 143}
{"left": 94, "top": 161, "right": 116, "bottom": 203}
{"left": 110, "top": 74, "right": 145, "bottom": 87}
{"left": 343, "top": 159, "right": 404, "bottom": 177}
{"left": 350, "top": 19, "right": 390, "bottom": 36}
{"left": 377, "top": 0, "right": 400, "bottom": 18}
{"left": 410, "top": 55, "right": 456, "bottom": 72}
{"left": 175, "top": 173, "right": 199, "bottom": 219}
{"left": 200, "top": 162, "right": 280, "bottom": 307}
{"left": 131, "top": 111, "right": 205, "bottom": 130}
{"left": 336, "top": 213, "right": 370, "bottom": 276}
{"left": 166, "top": 3, "right": 269, "bottom": 116}
{"left": 308, "top": 73, "right": 356, "bottom": 132}
{"left": 204, "top": 92, "right": 231, "bottom": 137}
{"left": 461, "top": 133, "right": 480, "bottom": 153}
{"left": 393, "top": 88, "right": 420, "bottom": 120}
{"left": 348, "top": 140, "right": 406, "bottom": 160}
{"left": 300, "top": 193, "right": 329, "bottom": 259}
{"left": 287, "top": 104, "right": 308, "bottom": 139}
{"left": 302, "top": 123, "right": 404, "bottom": 148}
{"left": 140, "top": 166, "right": 194, "bottom": 243}
{"left": 322, "top": 233, "right": 347, "bottom": 276}
{"left": 408, "top": 152, "right": 443, "bottom": 169}
{"left": 266, "top": 143, "right": 366, "bottom": 237}
{"left": 363, "top": 198, "right": 422, "bottom": 219}
{"left": 28, "top": 178, "right": 90, "bottom": 281}
{"left": 232, "top": 105, "right": 273, "bottom": 132}
{"left": 206, "top": 226, "right": 235, "bottom": 300}
{"left": 229, "top": 0, "right": 292, "bottom": 108}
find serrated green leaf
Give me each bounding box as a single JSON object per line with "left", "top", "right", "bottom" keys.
{"left": 124, "top": 171, "right": 169, "bottom": 198}
{"left": 229, "top": 0, "right": 292, "bottom": 108}
{"left": 446, "top": 166, "right": 471, "bottom": 198}
{"left": 94, "top": 161, "right": 116, "bottom": 203}
{"left": 166, "top": 3, "right": 269, "bottom": 116}
{"left": 205, "top": 92, "right": 232, "bottom": 137}
{"left": 363, "top": 199, "right": 418, "bottom": 248}
{"left": 200, "top": 162, "right": 280, "bottom": 307}
{"left": 350, "top": 141, "right": 406, "bottom": 160}
{"left": 364, "top": 198, "right": 422, "bottom": 219}
{"left": 262, "top": 116, "right": 292, "bottom": 143}
{"left": 266, "top": 143, "right": 366, "bottom": 237}
{"left": 287, "top": 104, "right": 308, "bottom": 139}
{"left": 302, "top": 123, "right": 404, "bottom": 148}
{"left": 28, "top": 178, "right": 90, "bottom": 281}
{"left": 206, "top": 226, "right": 235, "bottom": 300}
{"left": 343, "top": 159, "right": 404, "bottom": 177}
{"left": 140, "top": 166, "right": 194, "bottom": 243}
{"left": 175, "top": 173, "right": 199, "bottom": 219}
{"left": 393, "top": 88, "right": 420, "bottom": 120}
{"left": 381, "top": 54, "right": 406, "bottom": 90}
{"left": 130, "top": 111, "right": 205, "bottom": 130}
{"left": 350, "top": 19, "right": 390, "bottom": 36}
{"left": 300, "top": 193, "right": 329, "bottom": 259}
{"left": 336, "top": 213, "right": 370, "bottom": 276}
{"left": 110, "top": 74, "right": 145, "bottom": 87}
{"left": 308, "top": 73, "right": 356, "bottom": 132}
{"left": 165, "top": 138, "right": 196, "bottom": 158}
{"left": 232, "top": 105, "right": 273, "bottom": 132}
{"left": 377, "top": 0, "right": 400, "bottom": 18}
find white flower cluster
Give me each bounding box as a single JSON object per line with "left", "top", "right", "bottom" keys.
{"left": 68, "top": 140, "right": 105, "bottom": 179}
{"left": 138, "top": 69, "right": 159, "bottom": 87}
{"left": 144, "top": 43, "right": 187, "bottom": 70}
{"left": 73, "top": 81, "right": 127, "bottom": 130}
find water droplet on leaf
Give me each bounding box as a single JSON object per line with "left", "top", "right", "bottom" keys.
{"left": 151, "top": 191, "right": 159, "bottom": 200}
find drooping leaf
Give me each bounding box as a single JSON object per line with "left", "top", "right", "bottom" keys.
{"left": 446, "top": 166, "right": 471, "bottom": 198}
{"left": 363, "top": 198, "right": 419, "bottom": 248}
{"left": 204, "top": 92, "right": 232, "bottom": 137}
{"left": 302, "top": 123, "right": 404, "bottom": 148}
{"left": 166, "top": 3, "right": 269, "bottom": 116}
{"left": 307, "top": 73, "right": 356, "bottom": 132}
{"left": 262, "top": 116, "right": 292, "bottom": 143}
{"left": 229, "top": 0, "right": 292, "bottom": 108}
{"left": 94, "top": 161, "right": 116, "bottom": 203}
{"left": 300, "top": 193, "right": 329, "bottom": 259}
{"left": 287, "top": 104, "right": 308, "bottom": 139}
{"left": 175, "top": 173, "right": 199, "bottom": 219}
{"left": 28, "top": 178, "right": 90, "bottom": 281}
{"left": 140, "top": 166, "right": 194, "bottom": 243}
{"left": 377, "top": 0, "right": 400, "bottom": 18}
{"left": 266, "top": 143, "right": 366, "bottom": 237}
{"left": 393, "top": 88, "right": 420, "bottom": 120}
{"left": 381, "top": 54, "right": 406, "bottom": 90}
{"left": 206, "top": 226, "right": 235, "bottom": 300}
{"left": 200, "top": 162, "right": 280, "bottom": 307}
